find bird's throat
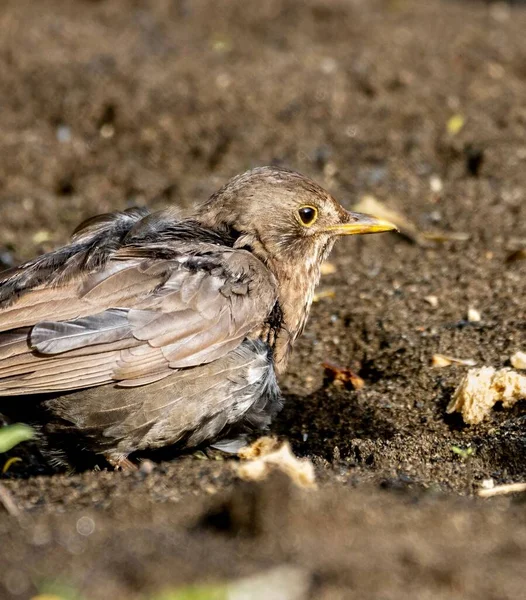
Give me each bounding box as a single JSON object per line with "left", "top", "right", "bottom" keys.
{"left": 267, "top": 238, "right": 335, "bottom": 372}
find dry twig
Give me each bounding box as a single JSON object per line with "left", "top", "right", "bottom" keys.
{"left": 478, "top": 483, "right": 526, "bottom": 498}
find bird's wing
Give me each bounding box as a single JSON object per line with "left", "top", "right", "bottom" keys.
{"left": 0, "top": 246, "right": 277, "bottom": 396}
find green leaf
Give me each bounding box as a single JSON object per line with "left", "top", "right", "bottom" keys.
{"left": 451, "top": 445, "right": 474, "bottom": 460}
{"left": 0, "top": 423, "right": 35, "bottom": 453}
{"left": 36, "top": 578, "right": 85, "bottom": 600}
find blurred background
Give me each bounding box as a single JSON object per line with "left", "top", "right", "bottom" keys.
{"left": 1, "top": 1, "right": 526, "bottom": 599}
{"left": 1, "top": 0, "right": 525, "bottom": 262}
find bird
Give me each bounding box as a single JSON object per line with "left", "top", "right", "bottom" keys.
{"left": 0, "top": 166, "right": 396, "bottom": 470}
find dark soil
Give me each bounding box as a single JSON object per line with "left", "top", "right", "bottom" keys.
{"left": 1, "top": 0, "right": 526, "bottom": 598}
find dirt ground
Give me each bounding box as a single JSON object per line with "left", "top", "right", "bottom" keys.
{"left": 1, "top": 0, "right": 526, "bottom": 598}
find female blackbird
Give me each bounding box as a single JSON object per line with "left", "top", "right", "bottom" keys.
{"left": 0, "top": 167, "right": 395, "bottom": 469}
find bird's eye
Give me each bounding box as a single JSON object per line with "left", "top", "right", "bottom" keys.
{"left": 298, "top": 206, "right": 318, "bottom": 227}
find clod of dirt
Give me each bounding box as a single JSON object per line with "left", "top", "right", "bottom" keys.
{"left": 238, "top": 436, "right": 281, "bottom": 460}
{"left": 236, "top": 438, "right": 316, "bottom": 488}
{"left": 431, "top": 354, "right": 477, "bottom": 368}
{"left": 322, "top": 361, "right": 366, "bottom": 390}
{"left": 510, "top": 351, "right": 526, "bottom": 370}
{"left": 447, "top": 367, "right": 526, "bottom": 424}
{"left": 506, "top": 248, "right": 526, "bottom": 263}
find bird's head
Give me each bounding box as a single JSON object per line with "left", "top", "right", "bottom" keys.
{"left": 197, "top": 166, "right": 397, "bottom": 365}
{"left": 197, "top": 166, "right": 397, "bottom": 268}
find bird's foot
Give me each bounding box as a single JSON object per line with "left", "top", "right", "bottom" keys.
{"left": 105, "top": 454, "right": 138, "bottom": 471}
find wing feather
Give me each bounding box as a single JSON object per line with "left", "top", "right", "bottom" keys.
{"left": 31, "top": 309, "right": 131, "bottom": 354}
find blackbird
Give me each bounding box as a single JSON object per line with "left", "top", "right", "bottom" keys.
{"left": 0, "top": 167, "right": 395, "bottom": 469}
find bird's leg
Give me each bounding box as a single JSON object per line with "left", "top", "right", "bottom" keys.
{"left": 104, "top": 453, "right": 138, "bottom": 471}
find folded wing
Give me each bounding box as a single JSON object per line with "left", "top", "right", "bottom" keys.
{"left": 0, "top": 246, "right": 277, "bottom": 395}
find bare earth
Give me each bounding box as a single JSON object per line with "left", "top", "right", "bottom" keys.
{"left": 1, "top": 0, "right": 526, "bottom": 598}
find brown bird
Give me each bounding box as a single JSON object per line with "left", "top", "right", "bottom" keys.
{"left": 0, "top": 167, "right": 395, "bottom": 469}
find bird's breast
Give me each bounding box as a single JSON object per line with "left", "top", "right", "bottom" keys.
{"left": 255, "top": 263, "right": 321, "bottom": 373}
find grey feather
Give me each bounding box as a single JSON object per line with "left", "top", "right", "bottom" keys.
{"left": 31, "top": 309, "right": 132, "bottom": 355}
{"left": 47, "top": 339, "right": 280, "bottom": 453}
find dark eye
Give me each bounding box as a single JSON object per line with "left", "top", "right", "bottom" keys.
{"left": 298, "top": 206, "right": 318, "bottom": 226}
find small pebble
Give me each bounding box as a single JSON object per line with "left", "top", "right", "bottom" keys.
{"left": 100, "top": 124, "right": 115, "bottom": 139}
{"left": 32, "top": 230, "right": 52, "bottom": 244}
{"left": 320, "top": 57, "right": 337, "bottom": 74}
{"left": 56, "top": 124, "right": 72, "bottom": 143}
{"left": 510, "top": 351, "right": 526, "bottom": 370}
{"left": 424, "top": 295, "right": 439, "bottom": 308}
{"left": 0, "top": 251, "right": 15, "bottom": 269}
{"left": 429, "top": 175, "right": 443, "bottom": 193}
{"left": 467, "top": 307, "right": 481, "bottom": 323}
{"left": 139, "top": 459, "right": 155, "bottom": 474}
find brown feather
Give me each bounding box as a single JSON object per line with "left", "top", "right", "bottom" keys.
{"left": 0, "top": 245, "right": 276, "bottom": 393}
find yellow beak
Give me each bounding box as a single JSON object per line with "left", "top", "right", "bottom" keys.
{"left": 324, "top": 211, "right": 399, "bottom": 236}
